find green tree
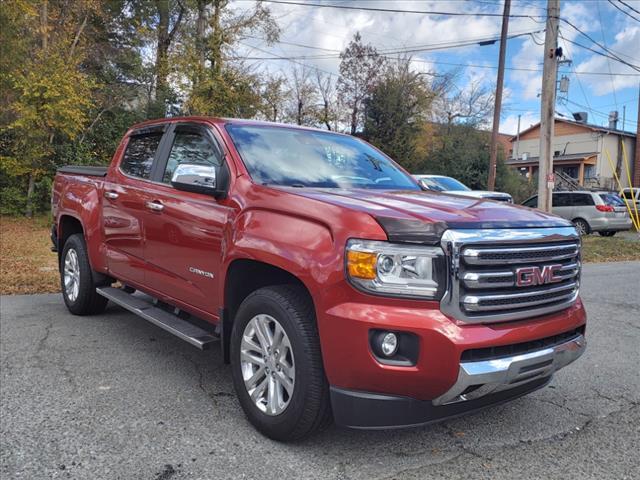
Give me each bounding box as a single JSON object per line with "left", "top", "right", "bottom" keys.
{"left": 363, "top": 59, "right": 434, "bottom": 169}
{"left": 182, "top": 0, "right": 279, "bottom": 116}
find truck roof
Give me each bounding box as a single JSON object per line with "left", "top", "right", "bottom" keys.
{"left": 129, "top": 116, "right": 341, "bottom": 135}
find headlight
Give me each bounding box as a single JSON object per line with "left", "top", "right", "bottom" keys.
{"left": 345, "top": 239, "right": 446, "bottom": 299}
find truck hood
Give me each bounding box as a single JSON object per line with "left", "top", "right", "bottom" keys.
{"left": 277, "top": 187, "right": 570, "bottom": 234}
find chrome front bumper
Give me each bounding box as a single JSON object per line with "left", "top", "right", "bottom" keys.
{"left": 433, "top": 334, "right": 586, "bottom": 406}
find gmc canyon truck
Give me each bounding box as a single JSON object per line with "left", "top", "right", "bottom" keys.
{"left": 51, "top": 117, "right": 587, "bottom": 441}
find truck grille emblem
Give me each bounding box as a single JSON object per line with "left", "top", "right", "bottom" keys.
{"left": 515, "top": 265, "right": 562, "bottom": 287}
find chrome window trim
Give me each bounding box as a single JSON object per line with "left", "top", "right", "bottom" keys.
{"left": 439, "top": 227, "right": 581, "bottom": 324}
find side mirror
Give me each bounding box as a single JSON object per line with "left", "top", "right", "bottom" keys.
{"left": 171, "top": 164, "right": 220, "bottom": 197}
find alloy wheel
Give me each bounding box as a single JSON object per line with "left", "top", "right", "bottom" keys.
{"left": 63, "top": 248, "right": 81, "bottom": 302}
{"left": 240, "top": 314, "right": 295, "bottom": 416}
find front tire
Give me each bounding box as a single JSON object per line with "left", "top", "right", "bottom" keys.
{"left": 60, "top": 234, "right": 108, "bottom": 315}
{"left": 230, "top": 285, "right": 331, "bottom": 441}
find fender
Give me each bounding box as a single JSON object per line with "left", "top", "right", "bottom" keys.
{"left": 55, "top": 176, "right": 108, "bottom": 273}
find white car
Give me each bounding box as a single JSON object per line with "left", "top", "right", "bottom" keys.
{"left": 413, "top": 174, "right": 513, "bottom": 202}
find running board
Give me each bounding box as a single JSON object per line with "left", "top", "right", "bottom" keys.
{"left": 96, "top": 287, "right": 218, "bottom": 350}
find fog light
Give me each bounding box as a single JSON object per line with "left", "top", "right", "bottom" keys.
{"left": 381, "top": 332, "right": 398, "bottom": 356}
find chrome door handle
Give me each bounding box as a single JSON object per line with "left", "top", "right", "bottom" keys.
{"left": 146, "top": 201, "right": 164, "bottom": 212}
{"left": 104, "top": 191, "right": 119, "bottom": 200}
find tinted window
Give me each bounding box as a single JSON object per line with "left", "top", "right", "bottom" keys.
{"left": 226, "top": 125, "right": 420, "bottom": 190}
{"left": 621, "top": 189, "right": 638, "bottom": 200}
{"left": 553, "top": 193, "right": 571, "bottom": 207}
{"left": 570, "top": 193, "right": 595, "bottom": 206}
{"left": 523, "top": 196, "right": 538, "bottom": 208}
{"left": 599, "top": 193, "right": 624, "bottom": 206}
{"left": 163, "top": 132, "right": 222, "bottom": 183}
{"left": 121, "top": 133, "right": 162, "bottom": 179}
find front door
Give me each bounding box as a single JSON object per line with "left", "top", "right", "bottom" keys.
{"left": 103, "top": 128, "right": 164, "bottom": 284}
{"left": 142, "top": 123, "right": 231, "bottom": 317}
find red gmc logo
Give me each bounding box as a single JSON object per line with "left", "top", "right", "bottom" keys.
{"left": 515, "top": 265, "right": 563, "bottom": 287}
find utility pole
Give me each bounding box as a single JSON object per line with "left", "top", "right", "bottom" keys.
{"left": 537, "top": 0, "right": 561, "bottom": 213}
{"left": 488, "top": 0, "right": 511, "bottom": 191}
{"left": 515, "top": 114, "right": 521, "bottom": 159}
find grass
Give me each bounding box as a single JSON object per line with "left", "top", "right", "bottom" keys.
{"left": 0, "top": 216, "right": 639, "bottom": 295}
{"left": 1, "top": 216, "right": 59, "bottom": 295}
{"left": 581, "top": 234, "right": 640, "bottom": 263}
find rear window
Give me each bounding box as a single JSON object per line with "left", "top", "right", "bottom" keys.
{"left": 599, "top": 193, "right": 624, "bottom": 206}
{"left": 569, "top": 193, "right": 595, "bottom": 206}
{"left": 120, "top": 133, "right": 163, "bottom": 179}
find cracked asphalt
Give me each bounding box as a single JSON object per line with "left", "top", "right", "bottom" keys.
{"left": 1, "top": 261, "right": 639, "bottom": 480}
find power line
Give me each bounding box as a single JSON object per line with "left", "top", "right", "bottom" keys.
{"left": 560, "top": 17, "right": 640, "bottom": 67}
{"left": 561, "top": 36, "right": 640, "bottom": 72}
{"left": 618, "top": 0, "right": 640, "bottom": 16}
{"left": 261, "top": 0, "right": 545, "bottom": 19}
{"left": 608, "top": 0, "right": 640, "bottom": 22}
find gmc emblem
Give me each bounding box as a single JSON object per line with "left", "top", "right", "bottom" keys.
{"left": 515, "top": 265, "right": 563, "bottom": 287}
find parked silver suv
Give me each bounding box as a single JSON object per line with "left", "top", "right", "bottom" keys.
{"left": 522, "top": 191, "right": 632, "bottom": 236}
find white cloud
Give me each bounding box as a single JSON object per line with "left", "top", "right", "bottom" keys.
{"left": 500, "top": 112, "right": 539, "bottom": 135}
{"left": 573, "top": 25, "right": 640, "bottom": 96}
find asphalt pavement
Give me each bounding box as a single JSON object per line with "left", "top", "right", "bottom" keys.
{"left": 1, "top": 262, "right": 639, "bottom": 480}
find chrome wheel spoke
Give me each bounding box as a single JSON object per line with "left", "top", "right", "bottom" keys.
{"left": 276, "top": 370, "right": 293, "bottom": 395}
{"left": 241, "top": 350, "right": 265, "bottom": 366}
{"left": 244, "top": 365, "right": 265, "bottom": 389}
{"left": 250, "top": 376, "right": 269, "bottom": 403}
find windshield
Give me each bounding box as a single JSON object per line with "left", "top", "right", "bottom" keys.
{"left": 418, "top": 176, "right": 470, "bottom": 192}
{"left": 226, "top": 125, "right": 420, "bottom": 190}
{"left": 599, "top": 193, "right": 625, "bottom": 206}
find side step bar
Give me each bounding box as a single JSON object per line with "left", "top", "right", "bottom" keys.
{"left": 96, "top": 287, "right": 218, "bottom": 350}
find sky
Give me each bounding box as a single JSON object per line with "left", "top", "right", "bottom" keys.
{"left": 234, "top": 0, "right": 640, "bottom": 135}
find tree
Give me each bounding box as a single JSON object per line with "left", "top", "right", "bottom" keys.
{"left": 1, "top": 0, "right": 98, "bottom": 216}
{"left": 286, "top": 66, "right": 317, "bottom": 126}
{"left": 183, "top": 0, "right": 280, "bottom": 116}
{"left": 259, "top": 74, "right": 288, "bottom": 122}
{"left": 338, "top": 32, "right": 385, "bottom": 135}
{"left": 315, "top": 71, "right": 337, "bottom": 130}
{"left": 363, "top": 58, "right": 435, "bottom": 169}
{"left": 432, "top": 77, "right": 495, "bottom": 128}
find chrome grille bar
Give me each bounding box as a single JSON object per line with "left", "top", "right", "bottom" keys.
{"left": 462, "top": 262, "right": 579, "bottom": 289}
{"left": 463, "top": 243, "right": 580, "bottom": 265}
{"left": 463, "top": 281, "right": 578, "bottom": 312}
{"left": 440, "top": 227, "right": 581, "bottom": 324}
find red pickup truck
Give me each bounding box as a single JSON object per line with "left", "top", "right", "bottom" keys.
{"left": 51, "top": 117, "right": 586, "bottom": 441}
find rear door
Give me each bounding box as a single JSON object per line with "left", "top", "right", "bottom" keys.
{"left": 103, "top": 126, "right": 166, "bottom": 284}
{"left": 141, "top": 123, "right": 232, "bottom": 317}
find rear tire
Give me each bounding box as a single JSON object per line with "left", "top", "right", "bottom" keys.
{"left": 60, "top": 234, "right": 108, "bottom": 315}
{"left": 230, "top": 285, "right": 332, "bottom": 441}
{"left": 598, "top": 231, "right": 616, "bottom": 237}
{"left": 572, "top": 218, "right": 590, "bottom": 236}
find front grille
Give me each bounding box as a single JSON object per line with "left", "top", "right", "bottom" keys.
{"left": 440, "top": 227, "right": 581, "bottom": 323}
{"left": 461, "top": 326, "right": 585, "bottom": 362}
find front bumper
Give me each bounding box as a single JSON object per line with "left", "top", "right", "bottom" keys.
{"left": 331, "top": 333, "right": 586, "bottom": 429}
{"left": 433, "top": 332, "right": 585, "bottom": 405}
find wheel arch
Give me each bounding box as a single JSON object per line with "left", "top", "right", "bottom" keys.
{"left": 571, "top": 217, "right": 591, "bottom": 234}
{"left": 57, "top": 215, "right": 85, "bottom": 265}
{"left": 222, "top": 258, "right": 315, "bottom": 364}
